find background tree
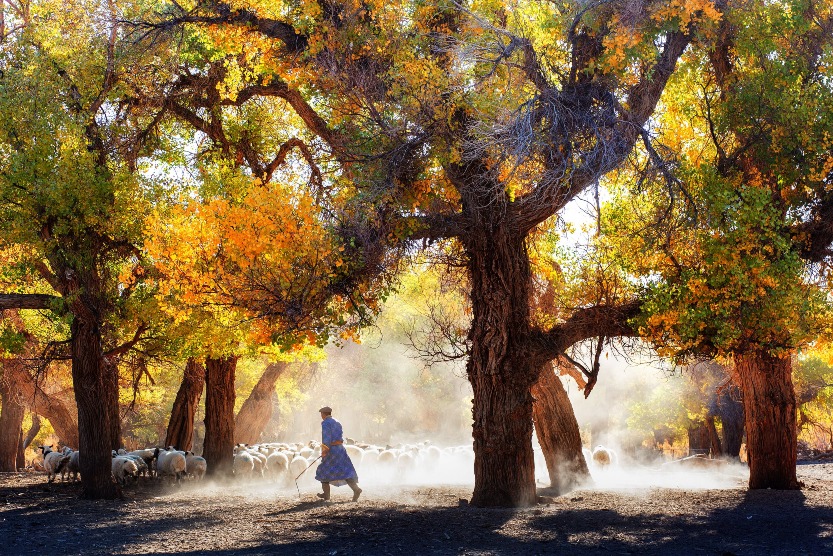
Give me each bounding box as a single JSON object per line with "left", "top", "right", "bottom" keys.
{"left": 136, "top": 0, "right": 721, "bottom": 506}
{"left": 0, "top": 0, "right": 168, "bottom": 497}
{"left": 794, "top": 351, "right": 833, "bottom": 453}
{"left": 600, "top": 0, "right": 833, "bottom": 489}
{"left": 164, "top": 357, "right": 205, "bottom": 451}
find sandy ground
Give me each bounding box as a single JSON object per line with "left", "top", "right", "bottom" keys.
{"left": 1, "top": 462, "right": 832, "bottom": 555}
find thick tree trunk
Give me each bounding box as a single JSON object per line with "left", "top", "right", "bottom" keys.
{"left": 532, "top": 365, "right": 590, "bottom": 493}
{"left": 706, "top": 415, "right": 723, "bottom": 456}
{"left": 716, "top": 384, "right": 744, "bottom": 458}
{"left": 688, "top": 422, "right": 711, "bottom": 456}
{"left": 688, "top": 416, "right": 722, "bottom": 457}
{"left": 0, "top": 364, "right": 26, "bottom": 471}
{"left": 235, "top": 362, "right": 287, "bottom": 444}
{"left": 165, "top": 358, "right": 205, "bottom": 451}
{"left": 734, "top": 350, "right": 799, "bottom": 489}
{"left": 203, "top": 356, "right": 237, "bottom": 476}
{"left": 18, "top": 413, "right": 41, "bottom": 469}
{"left": 102, "top": 357, "right": 122, "bottom": 450}
{"left": 465, "top": 224, "right": 539, "bottom": 507}
{"left": 71, "top": 317, "right": 119, "bottom": 499}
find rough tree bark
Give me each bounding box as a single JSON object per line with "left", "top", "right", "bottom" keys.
{"left": 464, "top": 221, "right": 539, "bottom": 507}
{"left": 71, "top": 316, "right": 120, "bottom": 499}
{"left": 102, "top": 357, "right": 122, "bottom": 450}
{"left": 706, "top": 415, "right": 723, "bottom": 456}
{"left": 734, "top": 350, "right": 799, "bottom": 489}
{"left": 688, "top": 422, "right": 710, "bottom": 456}
{"left": 532, "top": 364, "right": 590, "bottom": 493}
{"left": 203, "top": 356, "right": 238, "bottom": 476}
{"left": 688, "top": 417, "right": 722, "bottom": 457}
{"left": 234, "top": 362, "right": 287, "bottom": 445}
{"left": 165, "top": 358, "right": 205, "bottom": 451}
{"left": 716, "top": 384, "right": 744, "bottom": 458}
{"left": 3, "top": 272, "right": 119, "bottom": 496}
{"left": 18, "top": 413, "right": 41, "bottom": 469}
{"left": 0, "top": 362, "right": 26, "bottom": 471}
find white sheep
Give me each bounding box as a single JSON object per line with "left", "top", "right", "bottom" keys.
{"left": 345, "top": 445, "right": 365, "bottom": 465}
{"left": 266, "top": 451, "right": 289, "bottom": 483}
{"left": 397, "top": 452, "right": 415, "bottom": 474}
{"left": 128, "top": 449, "right": 157, "bottom": 478}
{"left": 39, "top": 445, "right": 70, "bottom": 483}
{"left": 288, "top": 454, "right": 309, "bottom": 479}
{"left": 64, "top": 450, "right": 81, "bottom": 482}
{"left": 112, "top": 456, "right": 139, "bottom": 486}
{"left": 184, "top": 452, "right": 207, "bottom": 480}
{"left": 154, "top": 448, "right": 187, "bottom": 484}
{"left": 249, "top": 450, "right": 267, "bottom": 478}
{"left": 58, "top": 448, "right": 76, "bottom": 482}
{"left": 122, "top": 454, "right": 149, "bottom": 478}
{"left": 378, "top": 449, "right": 397, "bottom": 464}
{"left": 233, "top": 450, "right": 255, "bottom": 479}
{"left": 591, "top": 445, "right": 617, "bottom": 468}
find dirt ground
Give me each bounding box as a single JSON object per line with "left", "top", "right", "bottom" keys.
{"left": 1, "top": 462, "right": 832, "bottom": 556}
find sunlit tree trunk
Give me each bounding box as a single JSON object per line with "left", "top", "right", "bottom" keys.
{"left": 734, "top": 350, "right": 799, "bottom": 489}
{"left": 235, "top": 362, "right": 286, "bottom": 445}
{"left": 465, "top": 221, "right": 539, "bottom": 507}
{"left": 203, "top": 356, "right": 237, "bottom": 476}
{"left": 532, "top": 364, "right": 590, "bottom": 493}
{"left": 165, "top": 358, "right": 205, "bottom": 451}
{"left": 0, "top": 362, "right": 25, "bottom": 471}
{"left": 103, "top": 356, "right": 122, "bottom": 450}
{"left": 18, "top": 413, "right": 41, "bottom": 469}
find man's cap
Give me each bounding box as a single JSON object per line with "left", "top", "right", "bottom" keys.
{"left": 319, "top": 406, "right": 332, "bottom": 414}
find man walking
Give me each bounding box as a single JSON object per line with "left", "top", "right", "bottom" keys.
{"left": 315, "top": 406, "right": 362, "bottom": 502}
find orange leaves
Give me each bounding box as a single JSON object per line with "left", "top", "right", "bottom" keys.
{"left": 651, "top": 0, "right": 722, "bottom": 31}
{"left": 143, "top": 174, "right": 369, "bottom": 352}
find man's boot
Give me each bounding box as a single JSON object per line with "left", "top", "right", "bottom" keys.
{"left": 346, "top": 479, "right": 362, "bottom": 502}
{"left": 317, "top": 481, "right": 330, "bottom": 501}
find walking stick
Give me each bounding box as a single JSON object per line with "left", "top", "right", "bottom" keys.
{"left": 294, "top": 455, "right": 322, "bottom": 500}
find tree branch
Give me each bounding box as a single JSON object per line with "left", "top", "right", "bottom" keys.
{"left": 103, "top": 323, "right": 149, "bottom": 359}
{"left": 0, "top": 293, "right": 60, "bottom": 311}
{"left": 510, "top": 28, "right": 694, "bottom": 235}
{"left": 531, "top": 300, "right": 641, "bottom": 363}
{"left": 127, "top": 2, "right": 308, "bottom": 54}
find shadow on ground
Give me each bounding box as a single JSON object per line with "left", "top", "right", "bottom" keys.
{"left": 2, "top": 474, "right": 832, "bottom": 555}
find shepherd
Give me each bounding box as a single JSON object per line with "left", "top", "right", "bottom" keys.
{"left": 315, "top": 406, "right": 362, "bottom": 502}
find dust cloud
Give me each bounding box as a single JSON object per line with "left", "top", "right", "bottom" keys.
{"left": 260, "top": 335, "right": 746, "bottom": 493}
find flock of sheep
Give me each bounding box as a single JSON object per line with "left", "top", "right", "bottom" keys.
{"left": 233, "top": 439, "right": 479, "bottom": 487}
{"left": 38, "top": 445, "right": 206, "bottom": 486}
{"left": 38, "top": 441, "right": 619, "bottom": 488}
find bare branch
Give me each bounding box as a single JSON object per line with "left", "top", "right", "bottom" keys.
{"left": 510, "top": 29, "right": 693, "bottom": 234}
